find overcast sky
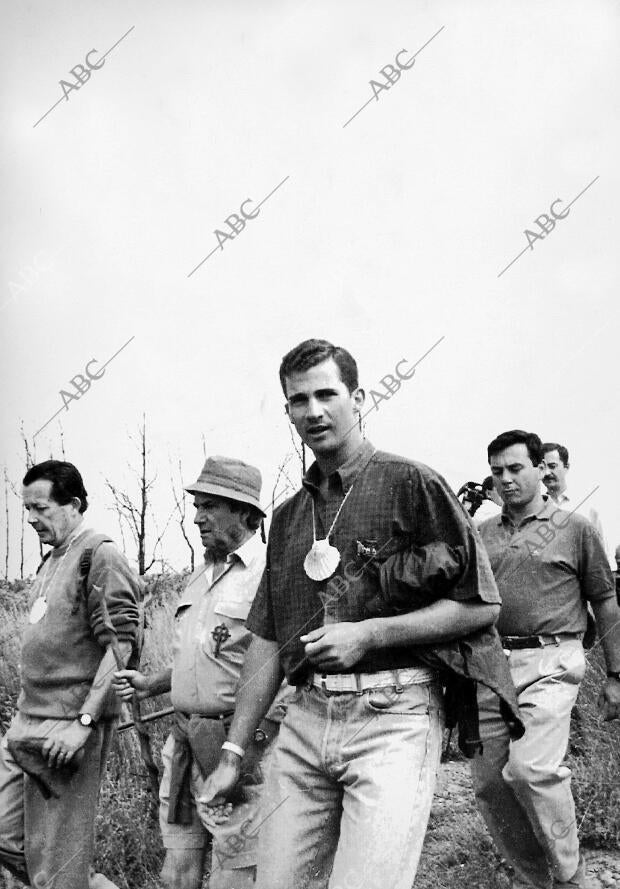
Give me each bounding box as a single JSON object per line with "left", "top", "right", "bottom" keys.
{"left": 2, "top": 0, "right": 618, "bottom": 578}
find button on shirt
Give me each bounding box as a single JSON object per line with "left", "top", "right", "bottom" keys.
{"left": 478, "top": 498, "right": 615, "bottom": 637}
{"left": 170, "top": 533, "right": 266, "bottom": 715}
{"left": 247, "top": 440, "right": 501, "bottom": 685}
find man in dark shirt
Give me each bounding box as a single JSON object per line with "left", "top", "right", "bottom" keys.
{"left": 475, "top": 430, "right": 620, "bottom": 889}
{"left": 199, "top": 339, "right": 505, "bottom": 889}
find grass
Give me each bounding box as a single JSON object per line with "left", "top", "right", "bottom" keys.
{"left": 1, "top": 575, "right": 619, "bottom": 889}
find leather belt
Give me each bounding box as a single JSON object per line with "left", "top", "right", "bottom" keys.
{"left": 310, "top": 667, "right": 436, "bottom": 695}
{"left": 501, "top": 632, "right": 583, "bottom": 650}
{"left": 180, "top": 711, "right": 233, "bottom": 721}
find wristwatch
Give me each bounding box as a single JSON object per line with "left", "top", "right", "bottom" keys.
{"left": 606, "top": 671, "right": 620, "bottom": 681}
{"left": 79, "top": 713, "right": 96, "bottom": 728}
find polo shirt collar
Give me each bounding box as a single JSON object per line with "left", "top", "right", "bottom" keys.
{"left": 498, "top": 496, "right": 554, "bottom": 527}
{"left": 303, "top": 439, "right": 376, "bottom": 495}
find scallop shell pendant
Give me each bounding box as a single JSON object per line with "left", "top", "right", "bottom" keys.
{"left": 29, "top": 597, "right": 47, "bottom": 624}
{"left": 303, "top": 538, "right": 341, "bottom": 581}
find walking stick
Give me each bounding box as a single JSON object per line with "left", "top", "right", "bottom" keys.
{"left": 97, "top": 590, "right": 161, "bottom": 810}
{"left": 117, "top": 706, "right": 175, "bottom": 732}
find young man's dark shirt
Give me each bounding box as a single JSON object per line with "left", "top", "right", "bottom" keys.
{"left": 247, "top": 441, "right": 523, "bottom": 750}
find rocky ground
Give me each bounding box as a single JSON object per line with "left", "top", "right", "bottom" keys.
{"left": 428, "top": 760, "right": 620, "bottom": 889}
{"left": 584, "top": 854, "right": 620, "bottom": 889}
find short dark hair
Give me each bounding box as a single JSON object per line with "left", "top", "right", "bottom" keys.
{"left": 481, "top": 475, "right": 495, "bottom": 494}
{"left": 542, "top": 442, "right": 569, "bottom": 466}
{"left": 487, "top": 430, "right": 543, "bottom": 466}
{"left": 225, "top": 498, "right": 263, "bottom": 532}
{"left": 22, "top": 460, "right": 89, "bottom": 513}
{"left": 279, "top": 339, "right": 359, "bottom": 396}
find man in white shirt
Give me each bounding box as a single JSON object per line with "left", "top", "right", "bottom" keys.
{"left": 113, "top": 456, "right": 286, "bottom": 889}
{"left": 542, "top": 442, "right": 605, "bottom": 546}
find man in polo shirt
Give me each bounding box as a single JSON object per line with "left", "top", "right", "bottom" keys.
{"left": 113, "top": 456, "right": 278, "bottom": 889}
{"left": 199, "top": 338, "right": 510, "bottom": 889}
{"left": 474, "top": 430, "right": 620, "bottom": 889}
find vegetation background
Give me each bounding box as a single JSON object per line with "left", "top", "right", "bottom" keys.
{"left": 1, "top": 573, "right": 618, "bottom": 889}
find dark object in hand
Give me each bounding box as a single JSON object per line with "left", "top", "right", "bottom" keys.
{"left": 7, "top": 738, "right": 82, "bottom": 799}
{"left": 457, "top": 482, "right": 485, "bottom": 517}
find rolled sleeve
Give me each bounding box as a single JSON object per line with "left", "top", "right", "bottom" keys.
{"left": 86, "top": 543, "right": 142, "bottom": 645}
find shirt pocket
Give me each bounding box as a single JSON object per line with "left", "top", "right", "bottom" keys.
{"left": 174, "top": 601, "right": 193, "bottom": 621}
{"left": 208, "top": 599, "right": 253, "bottom": 658}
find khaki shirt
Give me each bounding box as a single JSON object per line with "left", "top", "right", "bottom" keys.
{"left": 171, "top": 533, "right": 265, "bottom": 715}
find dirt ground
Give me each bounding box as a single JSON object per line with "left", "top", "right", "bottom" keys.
{"left": 427, "top": 760, "right": 620, "bottom": 889}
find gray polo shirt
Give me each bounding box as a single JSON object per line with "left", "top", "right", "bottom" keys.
{"left": 478, "top": 498, "right": 614, "bottom": 637}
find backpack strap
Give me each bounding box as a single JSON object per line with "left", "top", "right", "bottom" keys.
{"left": 73, "top": 533, "right": 146, "bottom": 660}
{"left": 36, "top": 551, "right": 52, "bottom": 575}
{"left": 72, "top": 533, "right": 113, "bottom": 614}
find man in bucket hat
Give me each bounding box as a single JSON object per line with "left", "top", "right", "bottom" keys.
{"left": 114, "top": 456, "right": 288, "bottom": 889}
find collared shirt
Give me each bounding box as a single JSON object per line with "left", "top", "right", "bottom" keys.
{"left": 247, "top": 440, "right": 501, "bottom": 685}
{"left": 170, "top": 532, "right": 265, "bottom": 715}
{"left": 478, "top": 498, "right": 615, "bottom": 637}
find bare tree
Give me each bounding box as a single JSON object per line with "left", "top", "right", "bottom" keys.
{"left": 20, "top": 423, "right": 42, "bottom": 564}
{"left": 21, "top": 423, "right": 35, "bottom": 470}
{"left": 4, "top": 470, "right": 27, "bottom": 581}
{"left": 3, "top": 467, "right": 9, "bottom": 581}
{"left": 271, "top": 452, "right": 296, "bottom": 515}
{"left": 170, "top": 458, "right": 195, "bottom": 572}
{"left": 287, "top": 421, "right": 306, "bottom": 477}
{"left": 105, "top": 415, "right": 174, "bottom": 575}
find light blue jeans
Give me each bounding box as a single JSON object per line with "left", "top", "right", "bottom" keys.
{"left": 254, "top": 679, "right": 444, "bottom": 889}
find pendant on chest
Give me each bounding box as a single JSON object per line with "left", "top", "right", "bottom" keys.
{"left": 303, "top": 538, "right": 342, "bottom": 581}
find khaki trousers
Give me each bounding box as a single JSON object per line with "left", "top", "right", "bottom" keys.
{"left": 470, "top": 640, "right": 586, "bottom": 888}
{"left": 159, "top": 731, "right": 269, "bottom": 889}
